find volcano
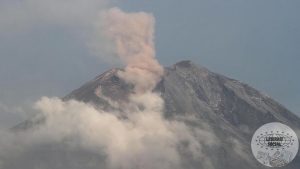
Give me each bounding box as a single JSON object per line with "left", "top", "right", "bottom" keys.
{"left": 63, "top": 60, "right": 300, "bottom": 169}
{"left": 9, "top": 60, "right": 300, "bottom": 169}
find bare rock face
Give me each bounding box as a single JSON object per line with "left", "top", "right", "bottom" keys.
{"left": 63, "top": 60, "right": 300, "bottom": 169}
{"left": 9, "top": 60, "right": 300, "bottom": 169}
{"left": 65, "top": 60, "right": 300, "bottom": 132}
{"left": 158, "top": 61, "right": 300, "bottom": 169}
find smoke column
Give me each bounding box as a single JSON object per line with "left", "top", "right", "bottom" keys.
{"left": 101, "top": 8, "right": 164, "bottom": 93}
{"left": 0, "top": 6, "right": 218, "bottom": 169}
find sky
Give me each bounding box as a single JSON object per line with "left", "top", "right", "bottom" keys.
{"left": 0, "top": 0, "right": 300, "bottom": 128}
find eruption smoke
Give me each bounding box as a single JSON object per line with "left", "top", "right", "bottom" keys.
{"left": 0, "top": 7, "right": 218, "bottom": 169}
{"left": 101, "top": 8, "right": 164, "bottom": 93}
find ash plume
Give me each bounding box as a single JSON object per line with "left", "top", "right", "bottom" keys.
{"left": 0, "top": 6, "right": 217, "bottom": 169}
{"left": 101, "top": 8, "right": 164, "bottom": 93}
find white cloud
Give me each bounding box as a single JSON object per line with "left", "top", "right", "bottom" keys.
{"left": 0, "top": 4, "right": 219, "bottom": 169}
{"left": 0, "top": 97, "right": 217, "bottom": 169}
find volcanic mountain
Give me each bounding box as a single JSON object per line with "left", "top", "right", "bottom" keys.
{"left": 9, "top": 60, "right": 300, "bottom": 169}
{"left": 64, "top": 60, "right": 300, "bottom": 169}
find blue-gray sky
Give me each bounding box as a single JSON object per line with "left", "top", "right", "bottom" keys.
{"left": 0, "top": 0, "right": 299, "bottom": 128}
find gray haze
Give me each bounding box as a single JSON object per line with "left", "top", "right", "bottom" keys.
{"left": 0, "top": 0, "right": 300, "bottom": 129}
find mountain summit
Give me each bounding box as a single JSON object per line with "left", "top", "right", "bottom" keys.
{"left": 9, "top": 60, "right": 300, "bottom": 169}
{"left": 63, "top": 60, "right": 300, "bottom": 169}
{"left": 65, "top": 60, "right": 300, "bottom": 131}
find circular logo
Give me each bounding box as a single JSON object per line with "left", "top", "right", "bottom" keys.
{"left": 251, "top": 122, "right": 299, "bottom": 167}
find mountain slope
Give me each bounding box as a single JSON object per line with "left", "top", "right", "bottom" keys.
{"left": 8, "top": 60, "right": 299, "bottom": 169}
{"left": 64, "top": 60, "right": 300, "bottom": 169}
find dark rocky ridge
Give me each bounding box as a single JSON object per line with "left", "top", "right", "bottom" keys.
{"left": 63, "top": 60, "right": 300, "bottom": 169}
{"left": 10, "top": 60, "right": 300, "bottom": 169}
{"left": 65, "top": 60, "right": 300, "bottom": 133}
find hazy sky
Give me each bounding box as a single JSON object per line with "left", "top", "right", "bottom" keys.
{"left": 0, "top": 0, "right": 299, "bottom": 128}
